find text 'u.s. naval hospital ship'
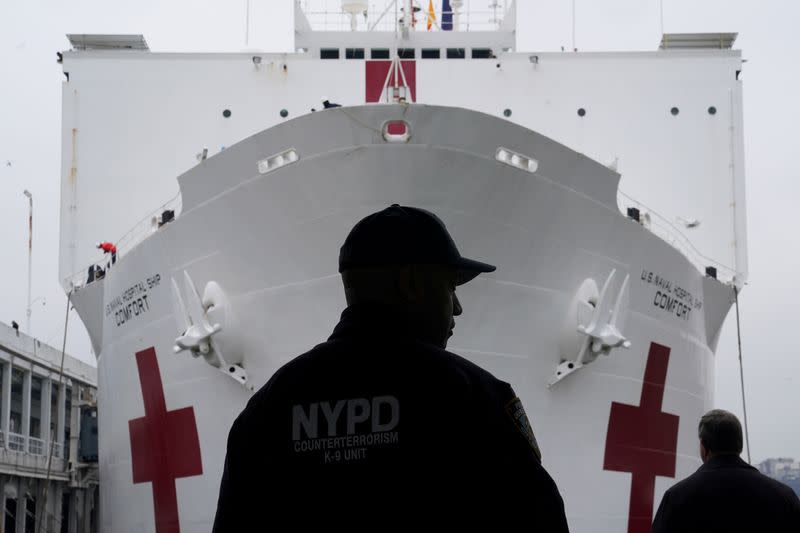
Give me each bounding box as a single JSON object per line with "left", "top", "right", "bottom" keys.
{"left": 57, "top": 1, "right": 748, "bottom": 531}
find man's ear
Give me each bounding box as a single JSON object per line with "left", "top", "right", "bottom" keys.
{"left": 396, "top": 265, "right": 423, "bottom": 302}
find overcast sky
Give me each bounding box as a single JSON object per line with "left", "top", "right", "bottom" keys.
{"left": 0, "top": 0, "right": 798, "bottom": 462}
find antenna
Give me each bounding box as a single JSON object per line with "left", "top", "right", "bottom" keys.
{"left": 245, "top": 0, "right": 250, "bottom": 46}
{"left": 489, "top": 0, "right": 501, "bottom": 29}
{"left": 451, "top": 0, "right": 463, "bottom": 31}
{"left": 23, "top": 189, "right": 33, "bottom": 335}
{"left": 572, "top": 0, "right": 576, "bottom": 51}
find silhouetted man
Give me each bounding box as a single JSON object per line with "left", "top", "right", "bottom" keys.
{"left": 652, "top": 409, "right": 800, "bottom": 533}
{"left": 213, "top": 205, "right": 568, "bottom": 530}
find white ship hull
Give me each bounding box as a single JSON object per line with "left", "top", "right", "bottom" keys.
{"left": 72, "top": 105, "right": 733, "bottom": 532}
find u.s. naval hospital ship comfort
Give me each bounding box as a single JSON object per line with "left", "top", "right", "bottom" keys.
{"left": 58, "top": 1, "right": 747, "bottom": 531}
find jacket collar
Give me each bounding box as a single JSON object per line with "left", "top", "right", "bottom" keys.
{"left": 328, "top": 303, "right": 425, "bottom": 344}
{"left": 699, "top": 454, "right": 756, "bottom": 473}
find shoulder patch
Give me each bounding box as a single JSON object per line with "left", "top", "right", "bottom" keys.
{"left": 505, "top": 397, "right": 542, "bottom": 462}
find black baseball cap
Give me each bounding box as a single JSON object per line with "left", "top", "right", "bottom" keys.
{"left": 339, "top": 204, "right": 496, "bottom": 285}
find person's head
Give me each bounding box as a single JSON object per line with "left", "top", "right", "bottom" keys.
{"left": 697, "top": 409, "right": 744, "bottom": 462}
{"left": 338, "top": 205, "right": 496, "bottom": 348}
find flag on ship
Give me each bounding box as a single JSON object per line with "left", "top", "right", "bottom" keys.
{"left": 441, "top": 0, "right": 453, "bottom": 30}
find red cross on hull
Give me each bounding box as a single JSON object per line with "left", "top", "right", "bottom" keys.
{"left": 129, "top": 347, "right": 203, "bottom": 533}
{"left": 604, "top": 342, "right": 679, "bottom": 533}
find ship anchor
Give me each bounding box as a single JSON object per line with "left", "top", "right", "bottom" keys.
{"left": 171, "top": 271, "right": 252, "bottom": 390}
{"left": 548, "top": 269, "right": 632, "bottom": 387}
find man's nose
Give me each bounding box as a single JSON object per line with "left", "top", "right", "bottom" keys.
{"left": 453, "top": 293, "right": 463, "bottom": 316}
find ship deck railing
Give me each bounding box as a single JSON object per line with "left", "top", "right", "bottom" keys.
{"left": 63, "top": 185, "right": 740, "bottom": 290}
{"left": 618, "top": 189, "right": 738, "bottom": 283}
{"left": 65, "top": 192, "right": 182, "bottom": 292}
{"left": 300, "top": 0, "right": 511, "bottom": 33}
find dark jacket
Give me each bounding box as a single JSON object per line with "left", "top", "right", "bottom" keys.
{"left": 213, "top": 303, "right": 568, "bottom": 530}
{"left": 652, "top": 454, "right": 800, "bottom": 533}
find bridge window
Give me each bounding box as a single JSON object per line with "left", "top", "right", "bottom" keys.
{"left": 398, "top": 48, "right": 415, "bottom": 59}
{"left": 421, "top": 48, "right": 440, "bottom": 59}
{"left": 471, "top": 48, "right": 494, "bottom": 59}
{"left": 371, "top": 48, "right": 390, "bottom": 59}
{"left": 320, "top": 48, "right": 340, "bottom": 59}
{"left": 346, "top": 48, "right": 365, "bottom": 59}
{"left": 446, "top": 48, "right": 465, "bottom": 59}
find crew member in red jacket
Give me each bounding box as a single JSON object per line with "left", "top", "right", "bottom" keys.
{"left": 97, "top": 241, "right": 117, "bottom": 265}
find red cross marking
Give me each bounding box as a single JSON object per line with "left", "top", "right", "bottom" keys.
{"left": 604, "top": 342, "right": 679, "bottom": 533}
{"left": 365, "top": 60, "right": 417, "bottom": 103}
{"left": 129, "top": 347, "right": 203, "bottom": 533}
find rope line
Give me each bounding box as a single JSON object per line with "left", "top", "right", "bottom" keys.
{"left": 734, "top": 285, "right": 751, "bottom": 464}
{"left": 36, "top": 290, "right": 72, "bottom": 533}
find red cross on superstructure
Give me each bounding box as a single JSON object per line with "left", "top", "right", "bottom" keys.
{"left": 604, "top": 342, "right": 679, "bottom": 533}
{"left": 365, "top": 60, "right": 417, "bottom": 103}
{"left": 129, "top": 347, "right": 203, "bottom": 533}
